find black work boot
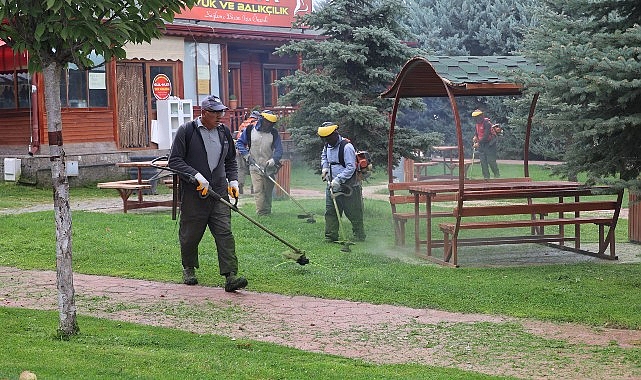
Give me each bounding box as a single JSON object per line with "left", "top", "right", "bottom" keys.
{"left": 182, "top": 267, "right": 198, "bottom": 285}
{"left": 224, "top": 273, "right": 248, "bottom": 292}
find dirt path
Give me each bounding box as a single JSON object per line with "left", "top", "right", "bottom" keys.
{"left": 2, "top": 266, "right": 641, "bottom": 380}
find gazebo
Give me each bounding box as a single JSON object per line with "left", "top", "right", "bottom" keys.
{"left": 380, "top": 55, "right": 541, "bottom": 185}
{"left": 378, "top": 56, "right": 622, "bottom": 267}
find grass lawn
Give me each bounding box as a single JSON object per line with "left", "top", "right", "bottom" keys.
{"left": 0, "top": 162, "right": 639, "bottom": 379}
{"left": 1, "top": 308, "right": 507, "bottom": 380}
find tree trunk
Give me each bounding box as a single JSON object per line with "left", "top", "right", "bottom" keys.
{"left": 43, "top": 62, "right": 79, "bottom": 337}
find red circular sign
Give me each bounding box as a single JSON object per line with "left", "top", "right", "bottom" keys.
{"left": 152, "top": 74, "right": 172, "bottom": 100}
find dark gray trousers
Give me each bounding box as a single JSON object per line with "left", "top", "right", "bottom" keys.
{"left": 179, "top": 188, "right": 238, "bottom": 276}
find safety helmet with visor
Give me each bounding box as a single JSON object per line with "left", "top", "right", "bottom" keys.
{"left": 259, "top": 110, "right": 278, "bottom": 130}
{"left": 317, "top": 122, "right": 338, "bottom": 137}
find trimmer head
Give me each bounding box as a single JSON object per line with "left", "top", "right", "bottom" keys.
{"left": 297, "top": 214, "right": 316, "bottom": 223}
{"left": 296, "top": 255, "right": 310, "bottom": 265}
{"left": 337, "top": 241, "right": 354, "bottom": 252}
{"left": 282, "top": 251, "right": 310, "bottom": 265}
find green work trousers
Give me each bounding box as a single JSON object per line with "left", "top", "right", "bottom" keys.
{"left": 324, "top": 185, "right": 366, "bottom": 241}
{"left": 478, "top": 142, "right": 500, "bottom": 179}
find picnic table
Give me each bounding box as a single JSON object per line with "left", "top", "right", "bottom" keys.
{"left": 408, "top": 179, "right": 623, "bottom": 267}
{"left": 97, "top": 160, "right": 179, "bottom": 219}
{"left": 432, "top": 145, "right": 478, "bottom": 178}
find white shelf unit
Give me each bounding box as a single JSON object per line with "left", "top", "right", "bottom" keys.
{"left": 156, "top": 98, "right": 193, "bottom": 149}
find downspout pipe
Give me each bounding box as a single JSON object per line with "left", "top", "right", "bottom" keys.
{"left": 28, "top": 84, "right": 40, "bottom": 156}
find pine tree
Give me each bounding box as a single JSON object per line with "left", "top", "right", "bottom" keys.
{"left": 516, "top": 0, "right": 641, "bottom": 186}
{"left": 275, "top": 0, "right": 441, "bottom": 169}
{"left": 404, "top": 0, "right": 537, "bottom": 55}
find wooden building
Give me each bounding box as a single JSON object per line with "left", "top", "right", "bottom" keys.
{"left": 0, "top": 1, "right": 319, "bottom": 161}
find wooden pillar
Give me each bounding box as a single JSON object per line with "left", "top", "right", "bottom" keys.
{"left": 630, "top": 193, "right": 641, "bottom": 243}
{"left": 275, "top": 159, "right": 291, "bottom": 198}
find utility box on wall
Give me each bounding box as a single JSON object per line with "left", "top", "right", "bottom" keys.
{"left": 4, "top": 158, "right": 21, "bottom": 181}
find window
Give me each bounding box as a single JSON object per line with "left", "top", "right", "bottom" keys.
{"left": 0, "top": 71, "right": 31, "bottom": 109}
{"left": 228, "top": 62, "right": 240, "bottom": 102}
{"left": 263, "top": 65, "right": 295, "bottom": 107}
{"left": 148, "top": 64, "right": 174, "bottom": 111}
{"left": 59, "top": 52, "right": 108, "bottom": 108}
{"left": 184, "top": 42, "right": 222, "bottom": 105}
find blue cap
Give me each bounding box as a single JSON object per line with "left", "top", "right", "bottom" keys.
{"left": 201, "top": 95, "right": 228, "bottom": 112}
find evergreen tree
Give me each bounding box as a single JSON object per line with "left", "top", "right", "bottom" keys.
{"left": 515, "top": 0, "right": 641, "bottom": 186}
{"left": 275, "top": 0, "right": 441, "bottom": 170}
{"left": 404, "top": 0, "right": 538, "bottom": 55}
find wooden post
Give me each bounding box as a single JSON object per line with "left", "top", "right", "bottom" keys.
{"left": 404, "top": 158, "right": 414, "bottom": 182}
{"left": 630, "top": 193, "right": 641, "bottom": 243}
{"left": 275, "top": 159, "right": 291, "bottom": 199}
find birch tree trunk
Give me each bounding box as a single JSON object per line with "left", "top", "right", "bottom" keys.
{"left": 43, "top": 62, "right": 79, "bottom": 337}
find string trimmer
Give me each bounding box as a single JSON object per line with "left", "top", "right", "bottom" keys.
{"left": 469, "top": 146, "right": 477, "bottom": 178}
{"left": 249, "top": 158, "right": 316, "bottom": 223}
{"left": 329, "top": 185, "right": 354, "bottom": 253}
{"left": 151, "top": 156, "right": 310, "bottom": 265}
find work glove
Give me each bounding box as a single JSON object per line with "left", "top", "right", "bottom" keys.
{"left": 243, "top": 154, "right": 256, "bottom": 166}
{"left": 265, "top": 158, "right": 276, "bottom": 168}
{"left": 194, "top": 172, "right": 209, "bottom": 196}
{"left": 321, "top": 168, "right": 329, "bottom": 182}
{"left": 228, "top": 180, "right": 239, "bottom": 198}
{"left": 330, "top": 178, "right": 342, "bottom": 193}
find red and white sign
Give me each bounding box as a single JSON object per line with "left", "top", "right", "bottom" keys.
{"left": 177, "top": 0, "right": 312, "bottom": 28}
{"left": 152, "top": 74, "right": 172, "bottom": 100}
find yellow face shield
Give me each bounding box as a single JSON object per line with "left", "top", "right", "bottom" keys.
{"left": 261, "top": 112, "right": 278, "bottom": 123}
{"left": 317, "top": 123, "right": 338, "bottom": 137}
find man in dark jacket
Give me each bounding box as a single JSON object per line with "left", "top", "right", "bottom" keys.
{"left": 168, "top": 95, "right": 247, "bottom": 292}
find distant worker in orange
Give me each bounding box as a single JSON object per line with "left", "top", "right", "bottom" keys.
{"left": 472, "top": 109, "right": 501, "bottom": 180}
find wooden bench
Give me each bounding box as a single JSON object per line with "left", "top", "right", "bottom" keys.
{"left": 388, "top": 177, "right": 533, "bottom": 245}
{"left": 97, "top": 179, "right": 174, "bottom": 214}
{"left": 389, "top": 191, "right": 456, "bottom": 245}
{"left": 438, "top": 195, "right": 623, "bottom": 267}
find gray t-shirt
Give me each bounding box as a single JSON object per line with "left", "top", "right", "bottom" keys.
{"left": 197, "top": 118, "right": 222, "bottom": 172}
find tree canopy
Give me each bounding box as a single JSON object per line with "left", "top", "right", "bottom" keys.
{"left": 515, "top": 0, "right": 641, "bottom": 187}
{"left": 275, "top": 0, "right": 440, "bottom": 170}
{"left": 404, "top": 0, "right": 537, "bottom": 56}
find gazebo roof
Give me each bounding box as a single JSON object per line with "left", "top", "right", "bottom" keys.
{"left": 380, "top": 56, "right": 541, "bottom": 98}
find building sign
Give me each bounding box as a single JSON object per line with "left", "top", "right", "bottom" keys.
{"left": 177, "top": 0, "right": 312, "bottom": 28}
{"left": 152, "top": 74, "right": 172, "bottom": 100}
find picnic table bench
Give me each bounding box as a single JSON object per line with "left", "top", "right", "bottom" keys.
{"left": 97, "top": 160, "right": 179, "bottom": 219}
{"left": 431, "top": 145, "right": 479, "bottom": 178}
{"left": 408, "top": 180, "right": 624, "bottom": 267}
{"left": 388, "top": 177, "right": 533, "bottom": 245}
